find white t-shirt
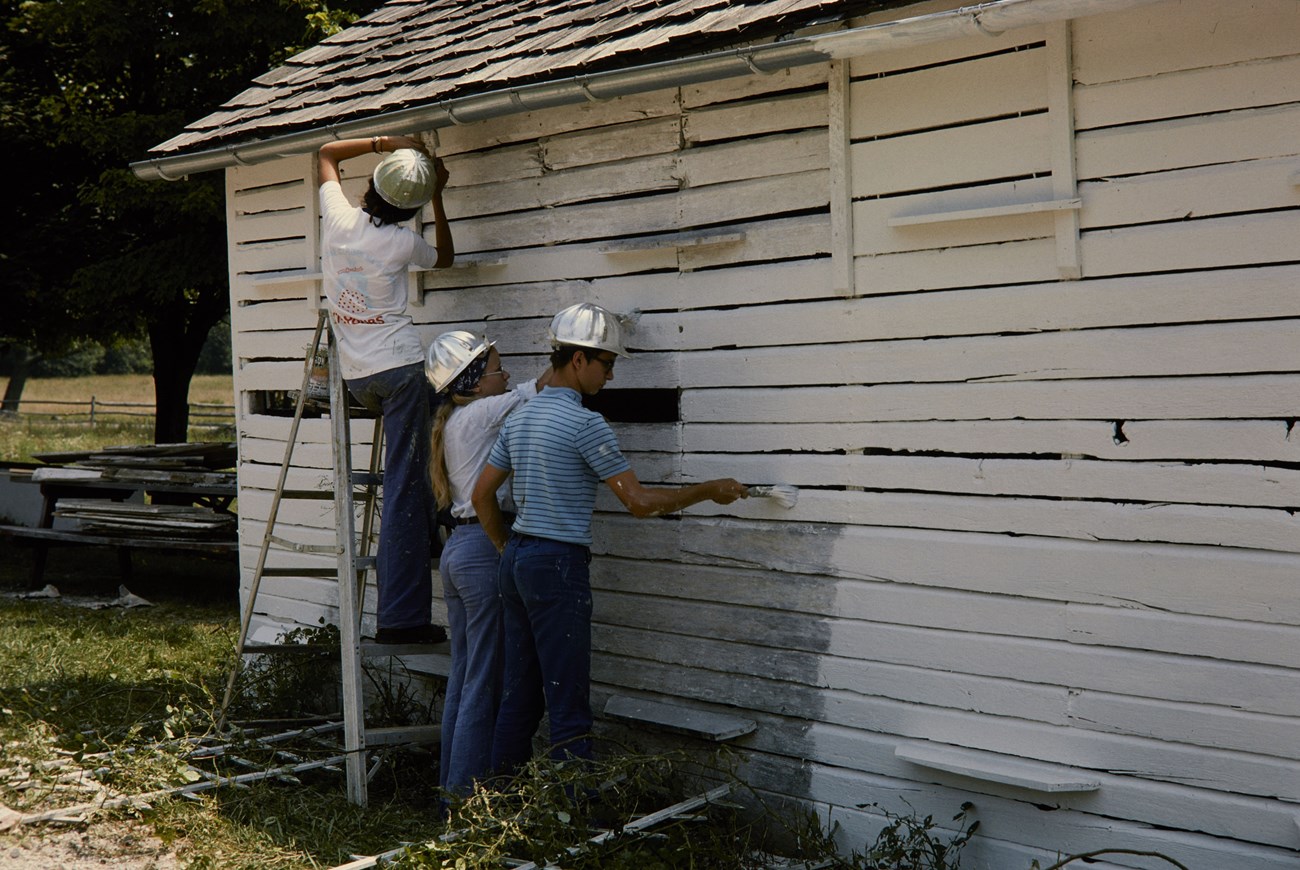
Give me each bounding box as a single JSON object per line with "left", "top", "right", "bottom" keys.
{"left": 319, "top": 181, "right": 442, "bottom": 380}
{"left": 443, "top": 378, "right": 538, "bottom": 519}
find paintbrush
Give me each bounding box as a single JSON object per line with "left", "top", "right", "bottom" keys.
{"left": 746, "top": 485, "right": 799, "bottom": 508}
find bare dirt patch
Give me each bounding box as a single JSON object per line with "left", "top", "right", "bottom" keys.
{"left": 1, "top": 819, "right": 180, "bottom": 869}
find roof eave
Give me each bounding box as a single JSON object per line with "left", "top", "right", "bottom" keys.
{"left": 131, "top": 0, "right": 1164, "bottom": 182}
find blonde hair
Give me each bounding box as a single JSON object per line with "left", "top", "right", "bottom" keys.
{"left": 429, "top": 393, "right": 479, "bottom": 510}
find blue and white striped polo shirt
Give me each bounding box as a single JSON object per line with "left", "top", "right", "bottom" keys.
{"left": 486, "top": 386, "right": 631, "bottom": 546}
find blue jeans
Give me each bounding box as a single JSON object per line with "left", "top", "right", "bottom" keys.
{"left": 346, "top": 362, "right": 438, "bottom": 630}
{"left": 491, "top": 535, "right": 594, "bottom": 774}
{"left": 438, "top": 522, "right": 503, "bottom": 794}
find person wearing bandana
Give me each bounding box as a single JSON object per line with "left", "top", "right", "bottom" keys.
{"left": 426, "top": 331, "right": 552, "bottom": 797}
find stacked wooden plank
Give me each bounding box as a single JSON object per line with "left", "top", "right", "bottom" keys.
{"left": 52, "top": 500, "right": 236, "bottom": 540}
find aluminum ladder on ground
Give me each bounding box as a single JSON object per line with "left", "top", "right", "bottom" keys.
{"left": 219, "top": 307, "right": 433, "bottom": 806}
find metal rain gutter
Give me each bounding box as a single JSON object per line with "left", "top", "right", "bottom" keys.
{"left": 131, "top": 0, "right": 1162, "bottom": 181}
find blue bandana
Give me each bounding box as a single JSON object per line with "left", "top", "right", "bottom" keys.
{"left": 450, "top": 354, "right": 489, "bottom": 396}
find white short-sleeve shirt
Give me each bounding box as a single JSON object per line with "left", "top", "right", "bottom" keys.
{"left": 319, "top": 181, "right": 442, "bottom": 380}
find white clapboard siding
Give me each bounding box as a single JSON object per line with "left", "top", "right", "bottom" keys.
{"left": 1075, "top": 102, "right": 1300, "bottom": 181}
{"left": 682, "top": 89, "right": 827, "bottom": 144}
{"left": 442, "top": 141, "right": 544, "bottom": 187}
{"left": 679, "top": 375, "right": 1300, "bottom": 423}
{"left": 854, "top": 176, "right": 1057, "bottom": 254}
{"left": 232, "top": 237, "right": 315, "bottom": 277}
{"left": 850, "top": 112, "right": 1050, "bottom": 197}
{"left": 774, "top": 713, "right": 1300, "bottom": 852}
{"left": 681, "top": 419, "right": 1300, "bottom": 464}
{"left": 678, "top": 129, "right": 829, "bottom": 189}
{"left": 591, "top": 559, "right": 1300, "bottom": 670}
{"left": 854, "top": 236, "right": 1058, "bottom": 294}
{"left": 635, "top": 264, "right": 1300, "bottom": 348}
{"left": 1071, "top": 0, "right": 1300, "bottom": 86}
{"left": 540, "top": 115, "right": 682, "bottom": 172}
{"left": 227, "top": 205, "right": 310, "bottom": 246}
{"left": 235, "top": 328, "right": 323, "bottom": 362}
{"left": 592, "top": 517, "right": 1300, "bottom": 627}
{"left": 592, "top": 620, "right": 1071, "bottom": 725}
{"left": 592, "top": 598, "right": 1300, "bottom": 720}
{"left": 625, "top": 519, "right": 1300, "bottom": 627}
{"left": 680, "top": 62, "right": 827, "bottom": 109}
{"left": 452, "top": 168, "right": 828, "bottom": 253}
{"left": 434, "top": 89, "right": 680, "bottom": 154}
{"left": 674, "top": 320, "right": 1300, "bottom": 388}
{"left": 1067, "top": 690, "right": 1300, "bottom": 760}
{"left": 437, "top": 257, "right": 833, "bottom": 319}
{"left": 810, "top": 764, "right": 1300, "bottom": 870}
{"left": 848, "top": 16, "right": 1047, "bottom": 78}
{"left": 1079, "top": 154, "right": 1300, "bottom": 228}
{"left": 1080, "top": 211, "right": 1299, "bottom": 277}
{"left": 214, "top": 4, "right": 1300, "bottom": 864}
{"left": 232, "top": 299, "right": 323, "bottom": 334}
{"left": 849, "top": 44, "right": 1046, "bottom": 139}
{"left": 442, "top": 152, "right": 680, "bottom": 219}
{"left": 1075, "top": 52, "right": 1300, "bottom": 131}
{"left": 600, "top": 643, "right": 1300, "bottom": 804}
{"left": 687, "top": 489, "right": 1300, "bottom": 555}
{"left": 681, "top": 452, "right": 1300, "bottom": 510}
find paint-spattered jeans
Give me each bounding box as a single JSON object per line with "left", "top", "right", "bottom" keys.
{"left": 345, "top": 362, "right": 438, "bottom": 631}
{"left": 491, "top": 534, "right": 594, "bottom": 775}
{"left": 438, "top": 522, "right": 503, "bottom": 794}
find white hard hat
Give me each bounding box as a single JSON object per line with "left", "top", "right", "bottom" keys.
{"left": 372, "top": 149, "right": 435, "bottom": 209}
{"left": 548, "top": 302, "right": 628, "bottom": 357}
{"left": 426, "top": 330, "right": 492, "bottom": 392}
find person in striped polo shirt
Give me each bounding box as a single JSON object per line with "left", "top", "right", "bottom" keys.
{"left": 472, "top": 302, "right": 747, "bottom": 774}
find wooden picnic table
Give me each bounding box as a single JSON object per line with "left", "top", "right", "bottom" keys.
{"left": 0, "top": 465, "right": 238, "bottom": 589}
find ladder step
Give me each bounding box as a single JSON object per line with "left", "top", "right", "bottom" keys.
{"left": 352, "top": 471, "right": 382, "bottom": 487}
{"left": 261, "top": 559, "right": 375, "bottom": 579}
{"left": 268, "top": 535, "right": 339, "bottom": 555}
{"left": 364, "top": 724, "right": 439, "bottom": 747}
{"left": 278, "top": 488, "right": 379, "bottom": 501}
{"left": 360, "top": 640, "right": 450, "bottom": 658}
{"left": 278, "top": 489, "right": 335, "bottom": 500}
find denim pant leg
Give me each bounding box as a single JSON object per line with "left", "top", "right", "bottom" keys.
{"left": 438, "top": 524, "right": 503, "bottom": 794}
{"left": 493, "top": 536, "right": 594, "bottom": 769}
{"left": 345, "top": 363, "right": 434, "bottom": 630}
{"left": 491, "top": 536, "right": 545, "bottom": 775}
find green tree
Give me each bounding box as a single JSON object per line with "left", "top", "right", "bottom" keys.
{"left": 0, "top": 0, "right": 379, "bottom": 440}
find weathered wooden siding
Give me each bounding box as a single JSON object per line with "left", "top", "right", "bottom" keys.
{"left": 223, "top": 0, "right": 1300, "bottom": 865}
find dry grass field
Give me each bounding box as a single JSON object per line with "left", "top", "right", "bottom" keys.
{"left": 0, "top": 374, "right": 235, "bottom": 462}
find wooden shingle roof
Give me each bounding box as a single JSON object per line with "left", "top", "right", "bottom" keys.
{"left": 152, "top": 0, "right": 890, "bottom": 155}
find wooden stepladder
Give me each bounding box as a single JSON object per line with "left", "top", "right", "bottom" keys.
{"left": 220, "top": 308, "right": 435, "bottom": 807}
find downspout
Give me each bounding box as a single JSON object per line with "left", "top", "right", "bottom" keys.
{"left": 131, "top": 0, "right": 1162, "bottom": 181}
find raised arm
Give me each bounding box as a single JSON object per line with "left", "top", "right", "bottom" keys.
{"left": 605, "top": 469, "right": 747, "bottom": 519}
{"left": 318, "top": 135, "right": 425, "bottom": 185}
{"left": 427, "top": 156, "right": 454, "bottom": 268}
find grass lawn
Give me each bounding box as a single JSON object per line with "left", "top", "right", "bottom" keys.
{"left": 0, "top": 551, "right": 830, "bottom": 870}
{"left": 0, "top": 553, "right": 452, "bottom": 869}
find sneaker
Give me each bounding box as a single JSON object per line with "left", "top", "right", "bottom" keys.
{"left": 373, "top": 624, "right": 448, "bottom": 645}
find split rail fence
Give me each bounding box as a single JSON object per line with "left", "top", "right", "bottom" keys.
{"left": 1, "top": 398, "right": 235, "bottom": 430}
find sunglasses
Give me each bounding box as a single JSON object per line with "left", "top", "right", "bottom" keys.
{"left": 589, "top": 354, "right": 616, "bottom": 373}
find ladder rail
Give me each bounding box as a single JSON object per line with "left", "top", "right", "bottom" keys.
{"left": 330, "top": 335, "right": 371, "bottom": 806}
{"left": 217, "top": 308, "right": 327, "bottom": 730}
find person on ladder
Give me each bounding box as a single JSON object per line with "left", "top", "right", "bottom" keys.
{"left": 318, "top": 134, "right": 454, "bottom": 645}
{"left": 472, "top": 302, "right": 748, "bottom": 773}
{"left": 426, "top": 331, "right": 552, "bottom": 798}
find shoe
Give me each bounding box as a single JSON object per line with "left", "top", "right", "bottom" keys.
{"left": 373, "top": 624, "right": 448, "bottom": 645}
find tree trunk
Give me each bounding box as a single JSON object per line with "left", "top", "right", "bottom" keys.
{"left": 1, "top": 345, "right": 34, "bottom": 415}
{"left": 149, "top": 312, "right": 224, "bottom": 444}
